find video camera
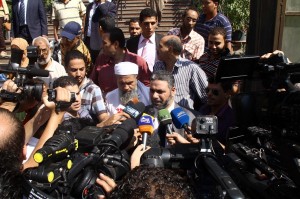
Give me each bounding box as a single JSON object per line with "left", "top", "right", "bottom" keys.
{"left": 24, "top": 118, "right": 136, "bottom": 198}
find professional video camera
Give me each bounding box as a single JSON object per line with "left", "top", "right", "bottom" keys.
{"left": 0, "top": 47, "right": 49, "bottom": 102}
{"left": 24, "top": 118, "right": 136, "bottom": 199}
{"left": 141, "top": 115, "right": 245, "bottom": 199}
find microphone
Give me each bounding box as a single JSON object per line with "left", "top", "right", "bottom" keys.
{"left": 158, "top": 109, "right": 173, "bottom": 134}
{"left": 138, "top": 115, "right": 154, "bottom": 150}
{"left": 123, "top": 101, "right": 145, "bottom": 122}
{"left": 170, "top": 107, "right": 191, "bottom": 134}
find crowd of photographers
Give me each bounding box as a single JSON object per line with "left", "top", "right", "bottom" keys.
{"left": 1, "top": 0, "right": 299, "bottom": 198}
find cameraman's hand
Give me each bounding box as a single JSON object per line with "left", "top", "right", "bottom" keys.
{"left": 185, "top": 132, "right": 200, "bottom": 144}
{"left": 131, "top": 144, "right": 151, "bottom": 169}
{"left": 97, "top": 112, "right": 130, "bottom": 127}
{"left": 166, "top": 132, "right": 190, "bottom": 145}
{"left": 2, "top": 79, "right": 21, "bottom": 93}
{"left": 43, "top": 87, "right": 73, "bottom": 111}
{"left": 96, "top": 173, "right": 116, "bottom": 199}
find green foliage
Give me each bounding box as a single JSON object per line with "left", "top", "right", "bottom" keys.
{"left": 43, "top": 0, "right": 53, "bottom": 11}
{"left": 219, "top": 0, "right": 250, "bottom": 31}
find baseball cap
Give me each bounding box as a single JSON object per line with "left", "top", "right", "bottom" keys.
{"left": 61, "top": 21, "right": 81, "bottom": 40}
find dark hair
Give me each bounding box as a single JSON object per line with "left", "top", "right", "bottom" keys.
{"left": 129, "top": 18, "right": 139, "bottom": 23}
{"left": 165, "top": 36, "right": 183, "bottom": 55}
{"left": 139, "top": 8, "right": 158, "bottom": 22}
{"left": 53, "top": 76, "right": 78, "bottom": 89}
{"left": 209, "top": 27, "right": 226, "bottom": 40}
{"left": 110, "top": 166, "right": 195, "bottom": 199}
{"left": 65, "top": 50, "right": 86, "bottom": 68}
{"left": 182, "top": 7, "right": 199, "bottom": 18}
{"left": 99, "top": 16, "right": 116, "bottom": 32}
{"left": 150, "top": 70, "right": 175, "bottom": 89}
{"left": 105, "top": 27, "right": 125, "bottom": 48}
{"left": 0, "top": 108, "right": 25, "bottom": 198}
{"left": 207, "top": 76, "right": 232, "bottom": 92}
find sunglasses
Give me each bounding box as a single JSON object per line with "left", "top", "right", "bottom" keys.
{"left": 205, "top": 87, "right": 220, "bottom": 96}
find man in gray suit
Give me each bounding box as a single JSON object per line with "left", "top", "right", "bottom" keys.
{"left": 146, "top": 70, "right": 199, "bottom": 147}
{"left": 12, "top": 0, "right": 48, "bottom": 43}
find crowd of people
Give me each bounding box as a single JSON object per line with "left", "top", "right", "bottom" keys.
{"left": 0, "top": 0, "right": 248, "bottom": 198}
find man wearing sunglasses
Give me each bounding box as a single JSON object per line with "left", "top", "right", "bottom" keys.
{"left": 199, "top": 77, "right": 235, "bottom": 145}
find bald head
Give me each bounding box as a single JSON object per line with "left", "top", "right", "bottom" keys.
{"left": 162, "top": 35, "right": 182, "bottom": 55}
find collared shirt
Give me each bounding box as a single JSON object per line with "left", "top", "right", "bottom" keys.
{"left": 137, "top": 33, "right": 157, "bottom": 72}
{"left": 168, "top": 28, "right": 205, "bottom": 61}
{"left": 60, "top": 39, "right": 92, "bottom": 73}
{"left": 105, "top": 81, "right": 151, "bottom": 115}
{"left": 19, "top": 0, "right": 28, "bottom": 24}
{"left": 52, "top": 0, "right": 86, "bottom": 28}
{"left": 87, "top": 2, "right": 99, "bottom": 37}
{"left": 154, "top": 58, "right": 208, "bottom": 109}
{"left": 90, "top": 49, "right": 152, "bottom": 95}
{"left": 80, "top": 77, "right": 107, "bottom": 122}
{"left": 195, "top": 13, "right": 232, "bottom": 48}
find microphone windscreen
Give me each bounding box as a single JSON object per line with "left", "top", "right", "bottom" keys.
{"left": 138, "top": 115, "right": 154, "bottom": 135}
{"left": 131, "top": 97, "right": 139, "bottom": 104}
{"left": 158, "top": 109, "right": 172, "bottom": 125}
{"left": 171, "top": 107, "right": 190, "bottom": 129}
{"left": 123, "top": 101, "right": 145, "bottom": 120}
{"left": 144, "top": 106, "right": 155, "bottom": 117}
{"left": 111, "top": 118, "right": 137, "bottom": 149}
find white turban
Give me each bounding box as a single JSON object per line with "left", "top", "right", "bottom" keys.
{"left": 114, "top": 62, "right": 139, "bottom": 75}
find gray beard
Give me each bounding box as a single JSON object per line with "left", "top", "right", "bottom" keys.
{"left": 37, "top": 52, "right": 52, "bottom": 65}
{"left": 119, "top": 89, "right": 138, "bottom": 105}
{"left": 153, "top": 97, "right": 172, "bottom": 110}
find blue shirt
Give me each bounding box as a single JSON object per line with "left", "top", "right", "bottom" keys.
{"left": 195, "top": 13, "right": 232, "bottom": 48}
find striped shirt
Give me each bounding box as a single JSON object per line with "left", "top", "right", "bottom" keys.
{"left": 52, "top": 0, "right": 86, "bottom": 28}
{"left": 195, "top": 13, "right": 232, "bottom": 48}
{"left": 167, "top": 28, "right": 205, "bottom": 61}
{"left": 153, "top": 58, "right": 208, "bottom": 109}
{"left": 80, "top": 77, "right": 107, "bottom": 122}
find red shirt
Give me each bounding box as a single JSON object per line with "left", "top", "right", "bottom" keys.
{"left": 90, "top": 49, "right": 151, "bottom": 95}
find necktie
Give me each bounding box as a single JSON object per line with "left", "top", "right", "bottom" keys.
{"left": 141, "top": 38, "right": 149, "bottom": 59}
{"left": 19, "top": 0, "right": 25, "bottom": 25}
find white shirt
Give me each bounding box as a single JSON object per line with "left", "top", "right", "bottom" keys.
{"left": 137, "top": 33, "right": 157, "bottom": 72}
{"left": 87, "top": 2, "right": 99, "bottom": 37}
{"left": 106, "top": 81, "right": 151, "bottom": 115}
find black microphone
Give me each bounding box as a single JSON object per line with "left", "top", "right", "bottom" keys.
{"left": 123, "top": 101, "right": 145, "bottom": 122}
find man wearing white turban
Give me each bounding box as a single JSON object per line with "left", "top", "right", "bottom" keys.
{"left": 105, "top": 62, "right": 151, "bottom": 115}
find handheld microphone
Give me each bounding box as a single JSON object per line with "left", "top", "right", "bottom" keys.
{"left": 138, "top": 115, "right": 154, "bottom": 150}
{"left": 158, "top": 109, "right": 173, "bottom": 134}
{"left": 123, "top": 101, "right": 145, "bottom": 122}
{"left": 170, "top": 107, "right": 191, "bottom": 134}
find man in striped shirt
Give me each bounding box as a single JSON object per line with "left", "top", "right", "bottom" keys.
{"left": 167, "top": 7, "right": 205, "bottom": 61}
{"left": 153, "top": 35, "right": 208, "bottom": 110}
{"left": 52, "top": 0, "right": 86, "bottom": 41}
{"left": 194, "top": 0, "right": 232, "bottom": 52}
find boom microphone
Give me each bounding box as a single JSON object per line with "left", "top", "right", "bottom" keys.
{"left": 158, "top": 109, "right": 173, "bottom": 134}
{"left": 170, "top": 107, "right": 192, "bottom": 134}
{"left": 138, "top": 115, "right": 154, "bottom": 150}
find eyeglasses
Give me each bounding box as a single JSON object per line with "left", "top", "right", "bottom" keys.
{"left": 205, "top": 87, "right": 220, "bottom": 96}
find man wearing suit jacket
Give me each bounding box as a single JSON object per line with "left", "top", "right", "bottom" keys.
{"left": 126, "top": 8, "right": 163, "bottom": 72}
{"left": 146, "top": 70, "right": 199, "bottom": 148}
{"left": 12, "top": 0, "right": 47, "bottom": 43}
{"left": 84, "top": 0, "right": 116, "bottom": 63}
